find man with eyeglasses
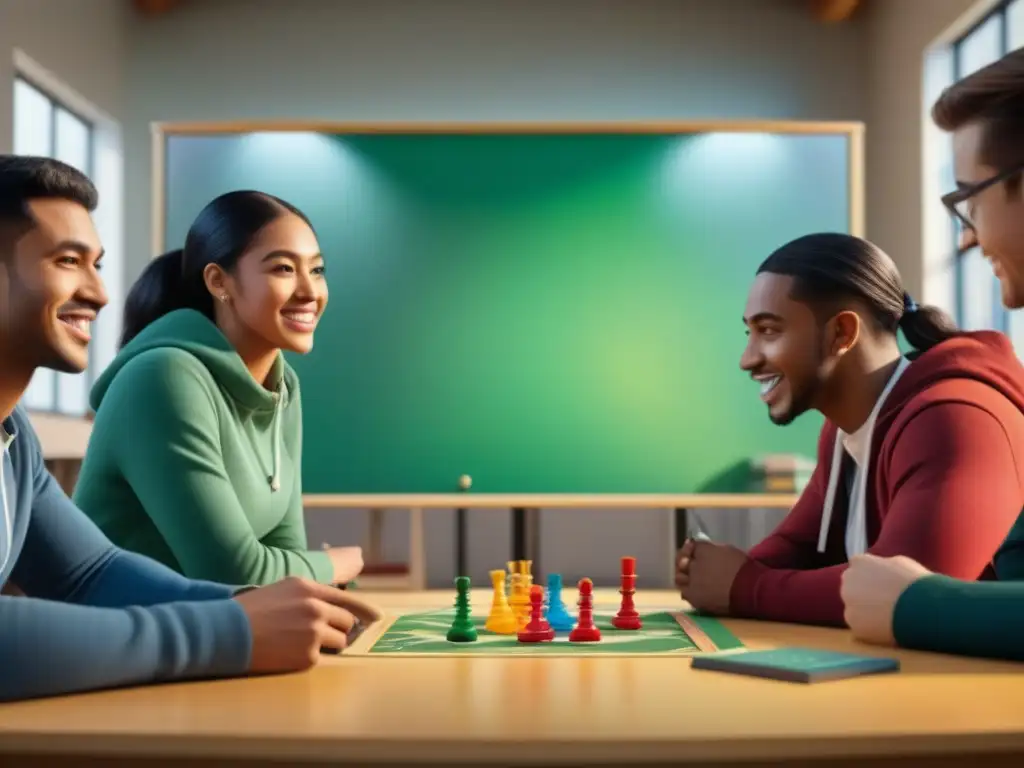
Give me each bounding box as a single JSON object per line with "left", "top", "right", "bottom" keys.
{"left": 841, "top": 46, "right": 1024, "bottom": 660}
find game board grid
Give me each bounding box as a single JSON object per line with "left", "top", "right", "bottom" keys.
{"left": 344, "top": 606, "right": 745, "bottom": 657}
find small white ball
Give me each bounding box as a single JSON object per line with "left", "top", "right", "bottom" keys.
{"left": 458, "top": 474, "right": 472, "bottom": 490}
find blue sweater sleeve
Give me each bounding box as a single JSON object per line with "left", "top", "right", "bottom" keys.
{"left": 0, "top": 420, "right": 253, "bottom": 702}
{"left": 16, "top": 467, "right": 239, "bottom": 607}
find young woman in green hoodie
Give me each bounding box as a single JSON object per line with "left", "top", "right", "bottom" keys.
{"left": 73, "top": 190, "right": 364, "bottom": 586}
{"left": 840, "top": 48, "right": 1024, "bottom": 660}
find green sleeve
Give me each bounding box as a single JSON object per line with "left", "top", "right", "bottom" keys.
{"left": 892, "top": 573, "right": 1024, "bottom": 661}
{"left": 106, "top": 351, "right": 334, "bottom": 585}
{"left": 994, "top": 514, "right": 1024, "bottom": 580}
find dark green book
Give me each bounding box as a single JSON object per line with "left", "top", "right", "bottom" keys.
{"left": 691, "top": 647, "right": 900, "bottom": 683}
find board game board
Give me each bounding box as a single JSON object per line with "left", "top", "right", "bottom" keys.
{"left": 346, "top": 557, "right": 746, "bottom": 657}
{"left": 346, "top": 605, "right": 745, "bottom": 657}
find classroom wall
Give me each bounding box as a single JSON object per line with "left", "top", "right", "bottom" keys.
{"left": 0, "top": 0, "right": 127, "bottom": 153}
{"left": 0, "top": 0, "right": 129, "bottom": 456}
{"left": 123, "top": 0, "right": 869, "bottom": 280}
{"left": 0, "top": 0, "right": 998, "bottom": 587}
{"left": 122, "top": 0, "right": 868, "bottom": 587}
{"left": 862, "top": 0, "right": 992, "bottom": 312}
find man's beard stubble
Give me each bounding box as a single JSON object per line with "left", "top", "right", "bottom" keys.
{"left": 770, "top": 326, "right": 832, "bottom": 426}
{"left": 0, "top": 261, "right": 78, "bottom": 375}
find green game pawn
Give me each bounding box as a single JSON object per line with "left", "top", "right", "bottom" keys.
{"left": 447, "top": 575, "right": 478, "bottom": 642}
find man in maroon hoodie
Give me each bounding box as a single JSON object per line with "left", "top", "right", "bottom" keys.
{"left": 675, "top": 232, "right": 1024, "bottom": 627}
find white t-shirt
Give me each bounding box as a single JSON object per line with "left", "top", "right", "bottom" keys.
{"left": 817, "top": 356, "right": 910, "bottom": 557}
{"left": 0, "top": 423, "right": 15, "bottom": 576}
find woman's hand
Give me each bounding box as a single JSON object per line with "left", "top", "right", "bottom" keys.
{"left": 326, "top": 546, "right": 365, "bottom": 585}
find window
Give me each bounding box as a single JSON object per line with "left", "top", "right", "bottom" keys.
{"left": 1011, "top": 0, "right": 1024, "bottom": 47}
{"left": 12, "top": 76, "right": 98, "bottom": 416}
{"left": 948, "top": 1, "right": 1020, "bottom": 345}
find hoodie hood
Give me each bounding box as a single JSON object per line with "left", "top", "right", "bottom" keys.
{"left": 818, "top": 330, "right": 1024, "bottom": 555}
{"left": 91, "top": 308, "right": 299, "bottom": 492}
{"left": 885, "top": 330, "right": 1024, "bottom": 414}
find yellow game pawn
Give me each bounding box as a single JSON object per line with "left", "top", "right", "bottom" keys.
{"left": 513, "top": 560, "right": 534, "bottom": 593}
{"left": 509, "top": 561, "right": 532, "bottom": 630}
{"left": 485, "top": 570, "right": 518, "bottom": 634}
{"left": 506, "top": 560, "right": 521, "bottom": 600}
{"left": 520, "top": 561, "right": 534, "bottom": 625}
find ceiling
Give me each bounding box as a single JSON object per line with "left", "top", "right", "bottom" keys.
{"left": 130, "top": 0, "right": 863, "bottom": 23}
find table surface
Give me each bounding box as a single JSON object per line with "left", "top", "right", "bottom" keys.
{"left": 301, "top": 492, "right": 800, "bottom": 508}
{"left": 1, "top": 589, "right": 1023, "bottom": 766}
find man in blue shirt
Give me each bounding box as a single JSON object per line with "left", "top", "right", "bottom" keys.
{"left": 0, "top": 154, "right": 379, "bottom": 701}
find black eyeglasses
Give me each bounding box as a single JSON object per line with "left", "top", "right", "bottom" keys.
{"left": 941, "top": 160, "right": 1024, "bottom": 233}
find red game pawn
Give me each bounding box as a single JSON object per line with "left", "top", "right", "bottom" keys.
{"left": 611, "top": 556, "right": 642, "bottom": 630}
{"left": 568, "top": 577, "right": 601, "bottom": 642}
{"left": 517, "top": 585, "right": 556, "bottom": 643}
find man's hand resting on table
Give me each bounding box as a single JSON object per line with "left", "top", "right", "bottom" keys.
{"left": 675, "top": 538, "right": 749, "bottom": 615}
{"left": 233, "top": 577, "right": 381, "bottom": 673}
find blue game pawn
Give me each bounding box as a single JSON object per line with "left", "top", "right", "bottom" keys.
{"left": 544, "top": 573, "right": 576, "bottom": 631}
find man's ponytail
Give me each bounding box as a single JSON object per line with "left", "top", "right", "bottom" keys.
{"left": 897, "top": 292, "right": 961, "bottom": 352}
{"left": 759, "top": 233, "right": 962, "bottom": 353}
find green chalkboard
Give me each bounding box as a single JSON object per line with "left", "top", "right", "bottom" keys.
{"left": 159, "top": 125, "right": 858, "bottom": 494}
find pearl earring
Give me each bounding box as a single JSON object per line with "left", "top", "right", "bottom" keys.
{"left": 219, "top": 294, "right": 228, "bottom": 302}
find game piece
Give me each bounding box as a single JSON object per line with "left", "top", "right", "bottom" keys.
{"left": 511, "top": 559, "right": 533, "bottom": 588}
{"left": 521, "top": 562, "right": 534, "bottom": 627}
{"left": 517, "top": 585, "right": 556, "bottom": 643}
{"left": 506, "top": 559, "right": 531, "bottom": 583}
{"left": 458, "top": 474, "right": 472, "bottom": 490}
{"left": 446, "top": 576, "right": 477, "bottom": 642}
{"left": 568, "top": 577, "right": 601, "bottom": 642}
{"left": 507, "top": 560, "right": 530, "bottom": 591}
{"left": 544, "top": 573, "right": 575, "bottom": 631}
{"left": 485, "top": 569, "right": 518, "bottom": 634}
{"left": 611, "top": 555, "right": 642, "bottom": 630}
{"left": 508, "top": 560, "right": 532, "bottom": 629}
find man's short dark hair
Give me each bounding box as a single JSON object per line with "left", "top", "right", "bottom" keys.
{"left": 0, "top": 155, "right": 98, "bottom": 232}
{"left": 931, "top": 46, "right": 1024, "bottom": 173}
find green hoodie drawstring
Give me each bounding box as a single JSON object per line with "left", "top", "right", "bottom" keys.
{"left": 269, "top": 382, "right": 284, "bottom": 492}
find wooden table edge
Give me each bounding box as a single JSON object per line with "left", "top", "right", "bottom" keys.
{"left": 301, "top": 493, "right": 800, "bottom": 509}
{"left": 2, "top": 730, "right": 1024, "bottom": 765}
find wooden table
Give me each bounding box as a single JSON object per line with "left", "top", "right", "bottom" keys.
{"left": 304, "top": 493, "right": 800, "bottom": 590}
{"left": 2, "top": 589, "right": 1022, "bottom": 768}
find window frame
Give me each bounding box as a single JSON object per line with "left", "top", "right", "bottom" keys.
{"left": 949, "top": 0, "right": 1017, "bottom": 334}
{"left": 12, "top": 73, "right": 99, "bottom": 416}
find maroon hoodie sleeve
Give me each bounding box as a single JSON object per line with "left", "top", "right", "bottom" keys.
{"left": 742, "top": 425, "right": 835, "bottom": 568}
{"left": 729, "top": 402, "right": 1023, "bottom": 626}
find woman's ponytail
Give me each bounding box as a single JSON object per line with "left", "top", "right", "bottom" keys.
{"left": 119, "top": 190, "right": 316, "bottom": 348}
{"left": 119, "top": 249, "right": 188, "bottom": 348}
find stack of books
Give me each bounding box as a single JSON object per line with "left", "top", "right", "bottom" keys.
{"left": 749, "top": 453, "right": 816, "bottom": 494}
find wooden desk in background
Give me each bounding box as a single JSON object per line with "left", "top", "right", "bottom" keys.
{"left": 304, "top": 493, "right": 801, "bottom": 590}
{"left": 1, "top": 589, "right": 1023, "bottom": 768}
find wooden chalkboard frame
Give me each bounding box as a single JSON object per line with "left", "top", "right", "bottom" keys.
{"left": 151, "top": 120, "right": 864, "bottom": 257}
{"left": 150, "top": 120, "right": 860, "bottom": 586}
